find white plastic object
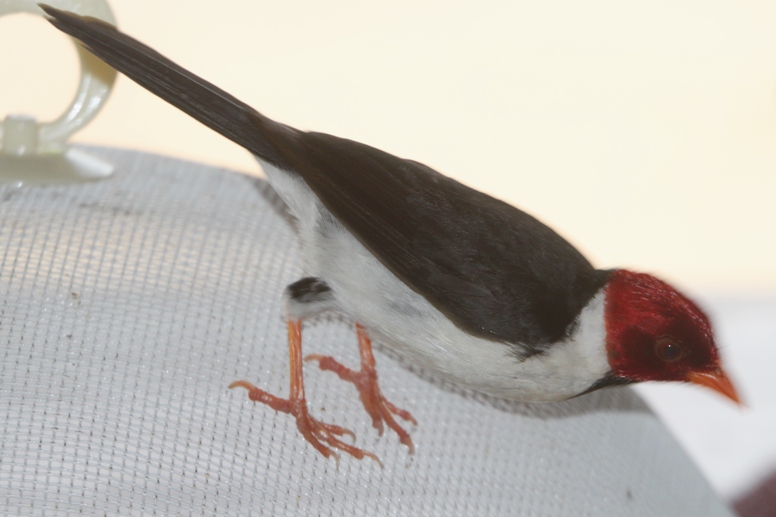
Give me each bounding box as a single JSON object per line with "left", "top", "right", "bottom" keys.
{"left": 0, "top": 0, "right": 117, "bottom": 185}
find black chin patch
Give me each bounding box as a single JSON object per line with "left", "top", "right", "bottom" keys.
{"left": 576, "top": 373, "right": 635, "bottom": 397}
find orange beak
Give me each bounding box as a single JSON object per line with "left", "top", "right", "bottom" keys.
{"left": 687, "top": 368, "right": 743, "bottom": 406}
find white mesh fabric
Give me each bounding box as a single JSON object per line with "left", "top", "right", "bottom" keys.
{"left": 0, "top": 146, "right": 732, "bottom": 516}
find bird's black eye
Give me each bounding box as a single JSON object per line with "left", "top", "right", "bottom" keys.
{"left": 655, "top": 337, "right": 683, "bottom": 362}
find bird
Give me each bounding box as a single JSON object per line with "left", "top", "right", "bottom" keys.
{"left": 43, "top": 5, "right": 741, "bottom": 463}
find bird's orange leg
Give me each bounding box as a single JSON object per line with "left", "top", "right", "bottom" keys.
{"left": 306, "top": 323, "right": 416, "bottom": 453}
{"left": 230, "top": 319, "right": 379, "bottom": 463}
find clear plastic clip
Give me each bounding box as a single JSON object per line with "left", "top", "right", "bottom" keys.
{"left": 0, "top": 0, "right": 117, "bottom": 185}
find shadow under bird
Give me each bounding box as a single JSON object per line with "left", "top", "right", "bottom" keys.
{"left": 42, "top": 5, "right": 742, "bottom": 463}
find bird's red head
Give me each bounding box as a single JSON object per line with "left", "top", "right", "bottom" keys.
{"left": 604, "top": 269, "right": 741, "bottom": 404}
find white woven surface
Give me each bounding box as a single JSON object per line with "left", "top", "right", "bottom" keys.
{"left": 0, "top": 146, "right": 732, "bottom": 516}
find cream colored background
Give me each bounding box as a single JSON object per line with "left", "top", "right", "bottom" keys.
{"left": 2, "top": 0, "right": 776, "bottom": 293}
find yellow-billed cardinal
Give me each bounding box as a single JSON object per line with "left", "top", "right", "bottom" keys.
{"left": 43, "top": 5, "right": 741, "bottom": 463}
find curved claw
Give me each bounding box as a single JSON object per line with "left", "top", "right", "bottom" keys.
{"left": 305, "top": 348, "right": 416, "bottom": 454}
{"left": 229, "top": 378, "right": 380, "bottom": 464}
{"left": 230, "top": 319, "right": 389, "bottom": 464}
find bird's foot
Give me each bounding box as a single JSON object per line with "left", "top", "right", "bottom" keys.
{"left": 229, "top": 380, "right": 381, "bottom": 465}
{"left": 306, "top": 325, "right": 416, "bottom": 454}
